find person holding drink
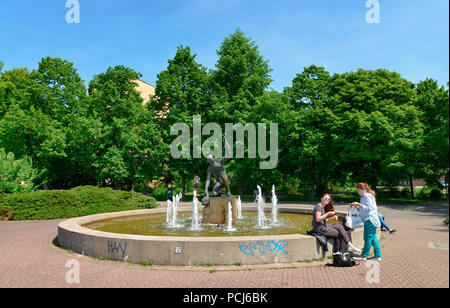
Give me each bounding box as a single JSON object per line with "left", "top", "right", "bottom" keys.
{"left": 312, "top": 193, "right": 361, "bottom": 253}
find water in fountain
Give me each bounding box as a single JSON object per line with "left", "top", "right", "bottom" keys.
{"left": 271, "top": 185, "right": 278, "bottom": 225}
{"left": 256, "top": 185, "right": 267, "bottom": 228}
{"left": 166, "top": 200, "right": 173, "bottom": 224}
{"left": 226, "top": 202, "right": 236, "bottom": 232}
{"left": 170, "top": 195, "right": 178, "bottom": 227}
{"left": 191, "top": 191, "right": 200, "bottom": 231}
{"left": 237, "top": 195, "right": 243, "bottom": 219}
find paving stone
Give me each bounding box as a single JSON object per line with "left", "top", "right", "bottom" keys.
{"left": 0, "top": 203, "right": 448, "bottom": 288}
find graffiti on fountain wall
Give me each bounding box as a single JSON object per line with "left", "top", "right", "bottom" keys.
{"left": 238, "top": 240, "right": 288, "bottom": 257}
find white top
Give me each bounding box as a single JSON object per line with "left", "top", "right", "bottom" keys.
{"left": 358, "top": 193, "right": 381, "bottom": 227}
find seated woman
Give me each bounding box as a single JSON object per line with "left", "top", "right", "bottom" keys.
{"left": 378, "top": 212, "right": 397, "bottom": 234}
{"left": 312, "top": 194, "right": 361, "bottom": 253}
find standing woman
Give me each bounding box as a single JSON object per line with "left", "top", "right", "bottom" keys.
{"left": 352, "top": 183, "right": 382, "bottom": 261}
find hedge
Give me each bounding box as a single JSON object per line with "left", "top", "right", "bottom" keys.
{"left": 0, "top": 186, "right": 158, "bottom": 221}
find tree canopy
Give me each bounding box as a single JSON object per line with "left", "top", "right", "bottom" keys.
{"left": 0, "top": 30, "right": 448, "bottom": 199}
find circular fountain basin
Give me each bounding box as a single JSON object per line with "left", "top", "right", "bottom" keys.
{"left": 57, "top": 206, "right": 371, "bottom": 266}
{"left": 83, "top": 212, "right": 323, "bottom": 237}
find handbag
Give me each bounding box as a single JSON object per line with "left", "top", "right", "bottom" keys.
{"left": 331, "top": 252, "right": 357, "bottom": 267}
{"left": 345, "top": 207, "right": 364, "bottom": 229}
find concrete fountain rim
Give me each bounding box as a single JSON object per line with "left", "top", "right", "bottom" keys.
{"left": 58, "top": 205, "right": 348, "bottom": 242}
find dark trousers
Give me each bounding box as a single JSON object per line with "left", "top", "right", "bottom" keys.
{"left": 316, "top": 224, "right": 350, "bottom": 253}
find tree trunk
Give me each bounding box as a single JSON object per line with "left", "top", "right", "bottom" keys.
{"left": 310, "top": 183, "right": 315, "bottom": 202}
{"left": 310, "top": 158, "right": 315, "bottom": 201}
{"left": 238, "top": 180, "right": 244, "bottom": 200}
{"left": 181, "top": 175, "right": 186, "bottom": 201}
{"left": 409, "top": 174, "right": 415, "bottom": 199}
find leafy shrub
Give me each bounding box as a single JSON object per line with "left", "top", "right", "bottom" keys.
{"left": 399, "top": 188, "right": 410, "bottom": 198}
{"left": 149, "top": 185, "right": 171, "bottom": 201}
{"left": 416, "top": 186, "right": 443, "bottom": 200}
{"left": 0, "top": 196, "right": 13, "bottom": 220}
{"left": 148, "top": 185, "right": 184, "bottom": 201}
{"left": 429, "top": 187, "right": 443, "bottom": 200}
{"left": 0, "top": 148, "right": 41, "bottom": 193}
{"left": 0, "top": 186, "right": 158, "bottom": 220}
{"left": 416, "top": 187, "right": 431, "bottom": 200}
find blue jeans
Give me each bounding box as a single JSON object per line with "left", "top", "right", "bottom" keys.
{"left": 362, "top": 220, "right": 381, "bottom": 258}
{"left": 378, "top": 214, "right": 390, "bottom": 231}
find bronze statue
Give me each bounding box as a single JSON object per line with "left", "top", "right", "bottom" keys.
{"left": 202, "top": 154, "right": 232, "bottom": 206}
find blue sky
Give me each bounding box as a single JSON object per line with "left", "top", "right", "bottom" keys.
{"left": 1, "top": 0, "right": 449, "bottom": 91}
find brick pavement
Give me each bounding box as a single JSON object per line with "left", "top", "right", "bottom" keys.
{"left": 0, "top": 202, "right": 448, "bottom": 288}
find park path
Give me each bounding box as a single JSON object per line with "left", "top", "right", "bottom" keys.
{"left": 0, "top": 202, "right": 448, "bottom": 288}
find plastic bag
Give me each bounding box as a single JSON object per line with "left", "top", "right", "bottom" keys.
{"left": 345, "top": 207, "right": 364, "bottom": 229}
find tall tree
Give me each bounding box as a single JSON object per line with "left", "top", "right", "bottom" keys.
{"left": 211, "top": 30, "right": 273, "bottom": 197}
{"left": 0, "top": 103, "right": 67, "bottom": 184}
{"left": 31, "top": 57, "right": 87, "bottom": 119}
{"left": 85, "top": 65, "right": 166, "bottom": 190}
{"left": 284, "top": 65, "right": 336, "bottom": 200}
{"left": 151, "top": 46, "right": 212, "bottom": 198}
{"left": 329, "top": 69, "right": 421, "bottom": 190}
{"left": 415, "top": 79, "right": 449, "bottom": 187}
{"left": 0, "top": 67, "right": 32, "bottom": 119}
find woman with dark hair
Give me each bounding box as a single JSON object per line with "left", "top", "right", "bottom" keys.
{"left": 351, "top": 183, "right": 382, "bottom": 261}
{"left": 312, "top": 194, "right": 361, "bottom": 253}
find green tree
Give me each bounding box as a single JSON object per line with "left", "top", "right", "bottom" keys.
{"left": 415, "top": 79, "right": 449, "bottom": 188}
{"left": 0, "top": 67, "right": 33, "bottom": 119}
{"left": 151, "top": 46, "right": 212, "bottom": 198}
{"left": 84, "top": 65, "right": 167, "bottom": 189}
{"left": 210, "top": 30, "right": 273, "bottom": 197}
{"left": 30, "top": 57, "right": 87, "bottom": 121}
{"left": 329, "top": 69, "right": 421, "bottom": 191}
{"left": 283, "top": 65, "right": 337, "bottom": 200}
{"left": 0, "top": 104, "right": 66, "bottom": 185}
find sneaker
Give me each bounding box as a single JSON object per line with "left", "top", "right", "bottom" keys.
{"left": 348, "top": 247, "right": 362, "bottom": 253}
{"left": 353, "top": 256, "right": 368, "bottom": 261}
{"left": 375, "top": 258, "right": 382, "bottom": 262}
{"left": 389, "top": 229, "right": 397, "bottom": 234}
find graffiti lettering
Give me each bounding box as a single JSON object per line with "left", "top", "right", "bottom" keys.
{"left": 107, "top": 241, "right": 127, "bottom": 255}
{"left": 238, "top": 240, "right": 288, "bottom": 256}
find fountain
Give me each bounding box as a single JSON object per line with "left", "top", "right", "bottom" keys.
{"left": 166, "top": 200, "right": 172, "bottom": 224}
{"left": 237, "top": 195, "right": 243, "bottom": 219}
{"left": 167, "top": 191, "right": 182, "bottom": 228}
{"left": 191, "top": 191, "right": 200, "bottom": 231}
{"left": 271, "top": 185, "right": 278, "bottom": 225}
{"left": 225, "top": 202, "right": 236, "bottom": 232}
{"left": 256, "top": 185, "right": 267, "bottom": 228}
{"left": 57, "top": 155, "right": 370, "bottom": 266}
{"left": 171, "top": 195, "right": 178, "bottom": 227}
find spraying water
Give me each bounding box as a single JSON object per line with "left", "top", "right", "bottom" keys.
{"left": 237, "top": 195, "right": 243, "bottom": 219}
{"left": 170, "top": 194, "right": 178, "bottom": 227}
{"left": 226, "top": 202, "right": 236, "bottom": 232}
{"left": 256, "top": 185, "right": 267, "bottom": 228}
{"left": 191, "top": 190, "right": 200, "bottom": 231}
{"left": 271, "top": 185, "right": 278, "bottom": 225}
{"left": 166, "top": 200, "right": 173, "bottom": 224}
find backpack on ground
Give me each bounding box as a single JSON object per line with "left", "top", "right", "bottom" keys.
{"left": 329, "top": 252, "right": 358, "bottom": 267}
